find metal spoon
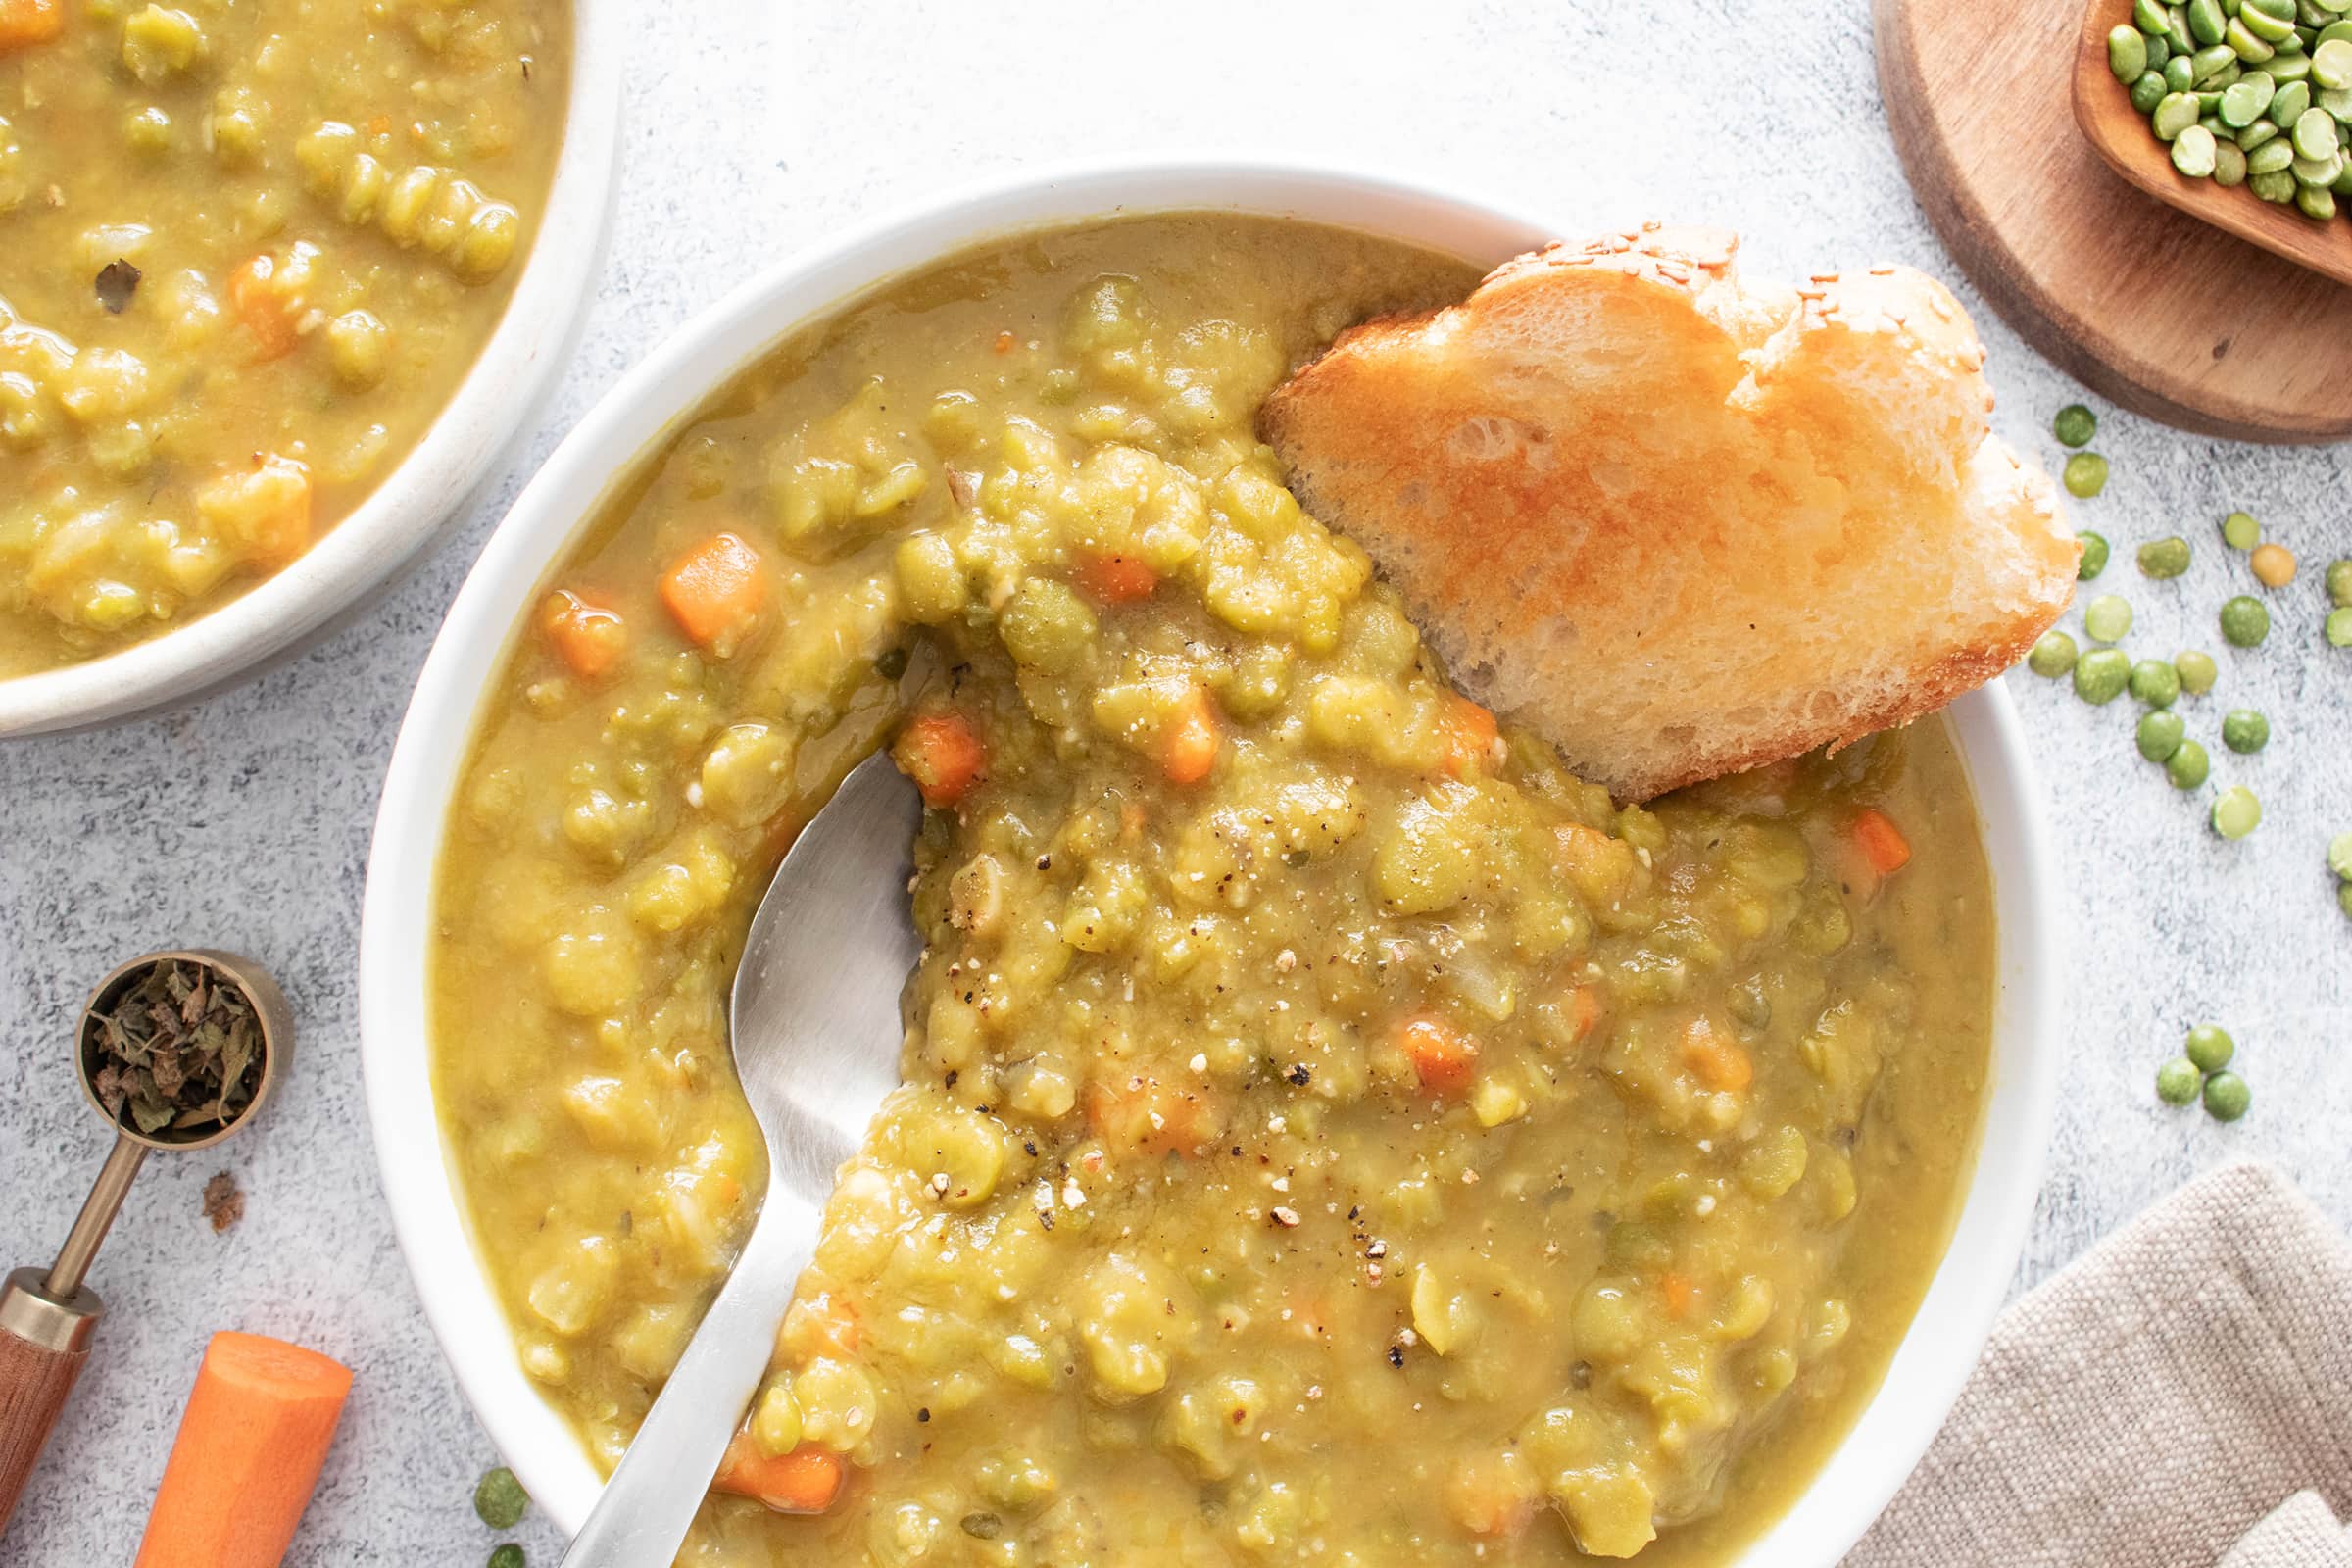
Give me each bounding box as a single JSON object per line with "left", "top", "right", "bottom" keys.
{"left": 0, "top": 949, "right": 293, "bottom": 1534}
{"left": 561, "top": 751, "right": 923, "bottom": 1568}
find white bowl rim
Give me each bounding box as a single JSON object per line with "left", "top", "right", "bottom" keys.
{"left": 360, "top": 156, "right": 2064, "bottom": 1562}
{"left": 0, "top": 0, "right": 624, "bottom": 737}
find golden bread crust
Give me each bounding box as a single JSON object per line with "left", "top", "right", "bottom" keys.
{"left": 1261, "top": 223, "right": 2079, "bottom": 803}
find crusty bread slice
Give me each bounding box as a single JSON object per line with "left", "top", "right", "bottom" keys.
{"left": 1261, "top": 222, "right": 2080, "bottom": 803}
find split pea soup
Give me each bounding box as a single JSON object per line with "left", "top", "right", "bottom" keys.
{"left": 0, "top": 0, "right": 569, "bottom": 676}
{"left": 429, "top": 215, "right": 1996, "bottom": 1566}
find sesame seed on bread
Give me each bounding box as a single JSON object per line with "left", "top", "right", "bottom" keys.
{"left": 1260, "top": 222, "right": 2080, "bottom": 803}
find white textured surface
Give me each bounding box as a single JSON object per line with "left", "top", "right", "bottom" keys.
{"left": 4, "top": 4, "right": 2349, "bottom": 1564}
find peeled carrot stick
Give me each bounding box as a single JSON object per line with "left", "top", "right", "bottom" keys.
{"left": 133, "top": 1332, "right": 352, "bottom": 1568}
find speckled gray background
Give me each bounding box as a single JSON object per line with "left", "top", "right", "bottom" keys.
{"left": 4, "top": 4, "right": 2349, "bottom": 1564}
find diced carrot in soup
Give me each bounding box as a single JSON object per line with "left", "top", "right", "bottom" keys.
{"left": 1852, "top": 808, "right": 1911, "bottom": 875}
{"left": 1085, "top": 1076, "right": 1214, "bottom": 1159}
{"left": 1158, "top": 685, "right": 1220, "bottom": 784}
{"left": 229, "top": 247, "right": 318, "bottom": 363}
{"left": 1439, "top": 695, "right": 1498, "bottom": 777}
{"left": 1399, "top": 1015, "right": 1478, "bottom": 1096}
{"left": 0, "top": 0, "right": 65, "bottom": 50}
{"left": 1680, "top": 1018, "right": 1752, "bottom": 1093}
{"left": 781, "top": 1290, "right": 861, "bottom": 1358}
{"left": 713, "top": 1432, "right": 845, "bottom": 1515}
{"left": 196, "top": 454, "right": 313, "bottom": 567}
{"left": 1445, "top": 1453, "right": 1538, "bottom": 1538}
{"left": 1563, "top": 984, "right": 1602, "bottom": 1044}
{"left": 893, "top": 711, "right": 986, "bottom": 808}
{"left": 540, "top": 590, "right": 627, "bottom": 679}
{"left": 659, "top": 531, "right": 767, "bottom": 651}
{"left": 1075, "top": 551, "right": 1157, "bottom": 604}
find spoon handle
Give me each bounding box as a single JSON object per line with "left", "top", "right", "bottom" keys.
{"left": 559, "top": 1196, "right": 814, "bottom": 1568}
{"left": 0, "top": 1268, "right": 103, "bottom": 1535}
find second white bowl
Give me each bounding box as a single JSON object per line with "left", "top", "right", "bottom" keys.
{"left": 0, "top": 0, "right": 624, "bottom": 737}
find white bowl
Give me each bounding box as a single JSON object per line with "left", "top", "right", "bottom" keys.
{"left": 0, "top": 0, "right": 623, "bottom": 737}
{"left": 361, "top": 161, "right": 2063, "bottom": 1561}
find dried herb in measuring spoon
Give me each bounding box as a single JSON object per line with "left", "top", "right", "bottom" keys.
{"left": 86, "top": 958, "right": 264, "bottom": 1138}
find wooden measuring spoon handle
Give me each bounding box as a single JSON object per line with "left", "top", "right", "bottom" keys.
{"left": 0, "top": 1268, "right": 102, "bottom": 1536}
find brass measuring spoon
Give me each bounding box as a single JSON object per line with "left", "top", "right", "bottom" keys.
{"left": 0, "top": 950, "right": 292, "bottom": 1533}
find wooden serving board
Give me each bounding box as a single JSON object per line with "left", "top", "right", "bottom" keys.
{"left": 1876, "top": 0, "right": 2352, "bottom": 443}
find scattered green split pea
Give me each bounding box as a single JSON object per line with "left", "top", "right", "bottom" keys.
{"left": 2221, "top": 709, "right": 2270, "bottom": 752}
{"left": 2053, "top": 404, "right": 2097, "bottom": 446}
{"left": 2138, "top": 536, "right": 2192, "bottom": 577}
{"left": 2328, "top": 830, "right": 2352, "bottom": 880}
{"left": 2077, "top": 532, "right": 2111, "bottom": 580}
{"left": 2157, "top": 1056, "right": 2203, "bottom": 1105}
{"left": 2175, "top": 649, "right": 2219, "bottom": 694}
{"left": 2166, "top": 738, "right": 2212, "bottom": 789}
{"left": 2220, "top": 594, "right": 2271, "bottom": 646}
{"left": 2212, "top": 784, "right": 2262, "bottom": 838}
{"left": 2203, "top": 1071, "right": 2251, "bottom": 1122}
{"left": 2028, "top": 630, "right": 2078, "bottom": 677}
{"left": 2075, "top": 648, "right": 2132, "bottom": 704}
{"left": 2130, "top": 659, "right": 2182, "bottom": 707}
{"left": 2326, "top": 558, "right": 2352, "bottom": 605}
{"left": 475, "top": 1468, "right": 529, "bottom": 1531}
{"left": 2221, "top": 511, "right": 2261, "bottom": 549}
{"left": 2137, "top": 710, "right": 2187, "bottom": 760}
{"left": 2086, "top": 594, "right": 2134, "bottom": 642}
{"left": 2064, "top": 453, "right": 2110, "bottom": 498}
{"left": 2185, "top": 1024, "right": 2235, "bottom": 1072}
{"left": 489, "top": 1547, "right": 525, "bottom": 1568}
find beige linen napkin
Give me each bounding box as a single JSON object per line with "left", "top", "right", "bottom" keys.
{"left": 2219, "top": 1492, "right": 2352, "bottom": 1568}
{"left": 1847, "top": 1161, "right": 2352, "bottom": 1568}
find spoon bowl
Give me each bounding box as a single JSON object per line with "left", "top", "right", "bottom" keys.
{"left": 557, "top": 752, "right": 923, "bottom": 1568}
